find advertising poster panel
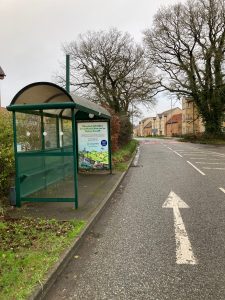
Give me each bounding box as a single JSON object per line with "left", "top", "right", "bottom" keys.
{"left": 77, "top": 122, "right": 109, "bottom": 170}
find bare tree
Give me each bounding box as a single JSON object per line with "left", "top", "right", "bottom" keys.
{"left": 58, "top": 28, "right": 156, "bottom": 115}
{"left": 144, "top": 0, "right": 225, "bottom": 136}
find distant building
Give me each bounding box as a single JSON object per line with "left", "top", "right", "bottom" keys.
{"left": 182, "top": 98, "right": 205, "bottom": 135}
{"left": 134, "top": 107, "right": 182, "bottom": 137}
{"left": 155, "top": 107, "right": 181, "bottom": 136}
{"left": 143, "top": 119, "right": 152, "bottom": 136}
{"left": 166, "top": 113, "right": 182, "bottom": 136}
{"left": 182, "top": 98, "right": 225, "bottom": 134}
{"left": 135, "top": 117, "right": 152, "bottom": 137}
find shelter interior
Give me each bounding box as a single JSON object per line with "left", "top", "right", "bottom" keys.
{"left": 7, "top": 82, "right": 111, "bottom": 208}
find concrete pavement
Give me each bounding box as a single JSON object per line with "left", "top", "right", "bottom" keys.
{"left": 7, "top": 172, "right": 123, "bottom": 221}
{"left": 44, "top": 138, "right": 225, "bottom": 300}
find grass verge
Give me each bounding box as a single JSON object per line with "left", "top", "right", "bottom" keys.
{"left": 112, "top": 139, "right": 139, "bottom": 171}
{"left": 0, "top": 215, "right": 85, "bottom": 300}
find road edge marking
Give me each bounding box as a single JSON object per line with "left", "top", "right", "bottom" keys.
{"left": 133, "top": 146, "right": 140, "bottom": 167}
{"left": 167, "top": 147, "right": 183, "bottom": 157}
{"left": 219, "top": 187, "right": 225, "bottom": 194}
{"left": 187, "top": 161, "right": 206, "bottom": 176}
{"left": 203, "top": 167, "right": 225, "bottom": 170}
{"left": 173, "top": 151, "right": 183, "bottom": 157}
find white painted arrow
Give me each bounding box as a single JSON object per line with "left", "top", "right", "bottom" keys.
{"left": 162, "top": 191, "right": 197, "bottom": 265}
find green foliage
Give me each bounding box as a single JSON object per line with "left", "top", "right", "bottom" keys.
{"left": 0, "top": 217, "right": 85, "bottom": 300}
{"left": 118, "top": 115, "right": 133, "bottom": 146}
{"left": 180, "top": 133, "right": 225, "bottom": 144}
{"left": 112, "top": 139, "right": 138, "bottom": 171}
{"left": 0, "top": 109, "right": 14, "bottom": 197}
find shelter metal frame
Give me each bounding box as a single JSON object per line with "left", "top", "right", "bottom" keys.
{"left": 7, "top": 82, "right": 111, "bottom": 209}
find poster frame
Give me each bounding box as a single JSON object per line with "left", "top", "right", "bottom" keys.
{"left": 76, "top": 120, "right": 112, "bottom": 174}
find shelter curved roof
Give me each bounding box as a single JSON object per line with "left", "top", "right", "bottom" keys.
{"left": 8, "top": 82, "right": 110, "bottom": 119}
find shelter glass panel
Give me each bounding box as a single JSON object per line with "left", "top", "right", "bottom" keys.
{"left": 44, "top": 116, "right": 58, "bottom": 149}
{"left": 16, "top": 112, "right": 41, "bottom": 151}
{"left": 62, "top": 119, "right": 73, "bottom": 147}
{"left": 18, "top": 152, "right": 75, "bottom": 199}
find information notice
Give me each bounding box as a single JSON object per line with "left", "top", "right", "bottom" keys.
{"left": 77, "top": 122, "right": 109, "bottom": 170}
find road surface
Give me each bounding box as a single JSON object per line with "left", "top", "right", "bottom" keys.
{"left": 45, "top": 138, "right": 225, "bottom": 300}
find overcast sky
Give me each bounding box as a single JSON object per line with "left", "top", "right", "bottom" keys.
{"left": 1, "top": 0, "right": 183, "bottom": 119}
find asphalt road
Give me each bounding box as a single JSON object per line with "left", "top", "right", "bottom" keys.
{"left": 45, "top": 138, "right": 225, "bottom": 300}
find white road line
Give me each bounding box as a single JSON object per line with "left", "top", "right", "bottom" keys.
{"left": 184, "top": 154, "right": 223, "bottom": 157}
{"left": 211, "top": 152, "right": 225, "bottom": 157}
{"left": 189, "top": 157, "right": 208, "bottom": 160}
{"left": 203, "top": 167, "right": 225, "bottom": 170}
{"left": 219, "top": 187, "right": 225, "bottom": 194}
{"left": 173, "top": 151, "right": 183, "bottom": 157}
{"left": 133, "top": 147, "right": 140, "bottom": 166}
{"left": 167, "top": 147, "right": 183, "bottom": 157}
{"left": 196, "top": 162, "right": 225, "bottom": 165}
{"left": 162, "top": 191, "right": 197, "bottom": 265}
{"left": 182, "top": 154, "right": 209, "bottom": 156}
{"left": 187, "top": 161, "right": 206, "bottom": 175}
{"left": 189, "top": 158, "right": 224, "bottom": 160}
{"left": 174, "top": 150, "right": 194, "bottom": 152}
{"left": 181, "top": 152, "right": 209, "bottom": 154}
{"left": 194, "top": 159, "right": 225, "bottom": 161}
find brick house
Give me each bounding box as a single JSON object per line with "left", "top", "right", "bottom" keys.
{"left": 154, "top": 107, "right": 182, "bottom": 136}
{"left": 166, "top": 113, "right": 182, "bottom": 136}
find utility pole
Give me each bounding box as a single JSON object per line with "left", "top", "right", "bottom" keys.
{"left": 0, "top": 66, "right": 6, "bottom": 107}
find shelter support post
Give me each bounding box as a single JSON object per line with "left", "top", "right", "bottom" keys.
{"left": 40, "top": 111, "right": 45, "bottom": 150}
{"left": 56, "top": 116, "right": 60, "bottom": 148}
{"left": 40, "top": 111, "right": 47, "bottom": 188}
{"left": 12, "top": 111, "right": 21, "bottom": 207}
{"left": 72, "top": 109, "right": 78, "bottom": 209}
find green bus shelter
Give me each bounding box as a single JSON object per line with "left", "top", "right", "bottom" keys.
{"left": 7, "top": 82, "right": 111, "bottom": 208}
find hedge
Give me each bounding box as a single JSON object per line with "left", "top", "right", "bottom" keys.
{"left": 0, "top": 108, "right": 14, "bottom": 198}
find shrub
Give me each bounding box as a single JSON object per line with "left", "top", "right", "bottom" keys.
{"left": 118, "top": 114, "right": 132, "bottom": 147}
{"left": 0, "top": 108, "right": 14, "bottom": 197}
{"left": 101, "top": 104, "right": 121, "bottom": 152}
{"left": 110, "top": 111, "right": 121, "bottom": 152}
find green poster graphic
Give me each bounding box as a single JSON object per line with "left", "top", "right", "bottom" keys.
{"left": 77, "top": 122, "right": 109, "bottom": 170}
